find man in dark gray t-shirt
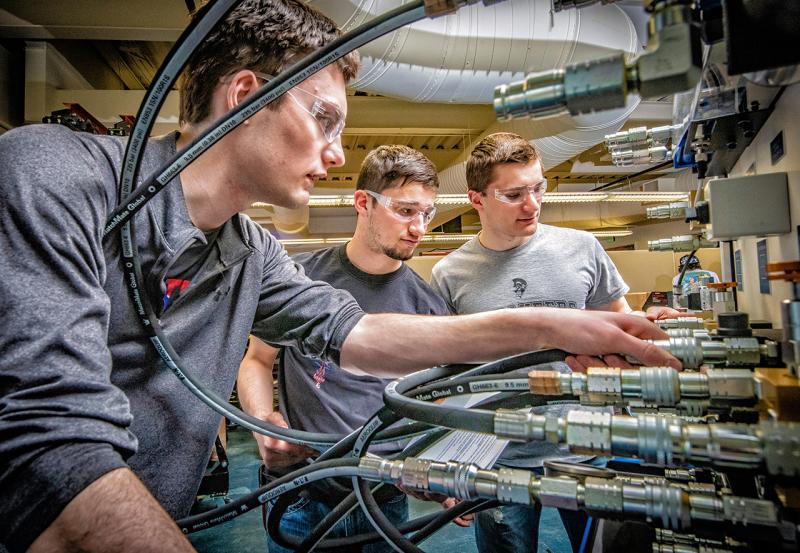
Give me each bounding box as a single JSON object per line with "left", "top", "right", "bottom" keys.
{"left": 238, "top": 146, "right": 464, "bottom": 553}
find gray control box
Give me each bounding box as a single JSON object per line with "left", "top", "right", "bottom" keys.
{"left": 705, "top": 172, "right": 790, "bottom": 241}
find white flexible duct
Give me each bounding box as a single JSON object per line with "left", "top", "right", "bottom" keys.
{"left": 272, "top": 0, "right": 642, "bottom": 231}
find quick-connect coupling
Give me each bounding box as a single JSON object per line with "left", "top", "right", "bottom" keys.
{"left": 358, "top": 456, "right": 403, "bottom": 484}
{"left": 760, "top": 420, "right": 800, "bottom": 477}
{"left": 657, "top": 317, "right": 705, "bottom": 330}
{"left": 646, "top": 201, "right": 691, "bottom": 220}
{"left": 494, "top": 54, "right": 629, "bottom": 120}
{"left": 494, "top": 69, "right": 568, "bottom": 120}
{"left": 532, "top": 476, "right": 581, "bottom": 510}
{"left": 565, "top": 411, "right": 613, "bottom": 455}
{"left": 648, "top": 337, "right": 761, "bottom": 369}
{"left": 393, "top": 456, "right": 530, "bottom": 503}
{"left": 638, "top": 366, "right": 681, "bottom": 405}
{"left": 424, "top": 459, "right": 482, "bottom": 500}
{"left": 611, "top": 145, "right": 669, "bottom": 166}
{"left": 493, "top": 409, "right": 550, "bottom": 441}
{"left": 648, "top": 235, "right": 717, "bottom": 252}
{"left": 649, "top": 337, "right": 705, "bottom": 369}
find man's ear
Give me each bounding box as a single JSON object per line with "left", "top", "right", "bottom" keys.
{"left": 353, "top": 190, "right": 370, "bottom": 216}
{"left": 468, "top": 190, "right": 484, "bottom": 213}
{"left": 225, "top": 69, "right": 261, "bottom": 111}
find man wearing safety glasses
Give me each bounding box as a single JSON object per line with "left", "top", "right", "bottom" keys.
{"left": 0, "top": 2, "right": 680, "bottom": 552}
{"left": 431, "top": 132, "right": 679, "bottom": 553}
{"left": 238, "top": 145, "right": 472, "bottom": 553}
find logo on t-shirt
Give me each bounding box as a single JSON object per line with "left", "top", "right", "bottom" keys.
{"left": 512, "top": 278, "right": 528, "bottom": 298}
{"left": 313, "top": 360, "right": 330, "bottom": 389}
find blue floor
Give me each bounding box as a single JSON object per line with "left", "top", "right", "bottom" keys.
{"left": 189, "top": 425, "right": 571, "bottom": 553}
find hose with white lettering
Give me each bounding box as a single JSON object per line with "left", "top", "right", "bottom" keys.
{"left": 177, "top": 458, "right": 358, "bottom": 534}
{"left": 111, "top": 2, "right": 432, "bottom": 449}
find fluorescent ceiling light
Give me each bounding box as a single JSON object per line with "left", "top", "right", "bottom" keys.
{"left": 420, "top": 233, "right": 475, "bottom": 243}
{"left": 543, "top": 192, "right": 608, "bottom": 203}
{"left": 605, "top": 192, "right": 689, "bottom": 202}
{"left": 254, "top": 191, "right": 690, "bottom": 211}
{"left": 591, "top": 229, "right": 633, "bottom": 237}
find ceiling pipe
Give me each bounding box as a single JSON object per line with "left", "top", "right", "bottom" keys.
{"left": 274, "top": 0, "right": 641, "bottom": 233}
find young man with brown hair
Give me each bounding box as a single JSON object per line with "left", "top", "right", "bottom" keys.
{"left": 431, "top": 132, "right": 677, "bottom": 553}
{"left": 238, "top": 145, "right": 468, "bottom": 553}
{"left": 0, "top": 4, "right": 678, "bottom": 552}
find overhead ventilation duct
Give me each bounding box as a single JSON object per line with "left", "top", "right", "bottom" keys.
{"left": 273, "top": 0, "right": 641, "bottom": 232}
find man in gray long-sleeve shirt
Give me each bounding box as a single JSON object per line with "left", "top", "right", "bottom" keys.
{"left": 0, "top": 2, "right": 680, "bottom": 552}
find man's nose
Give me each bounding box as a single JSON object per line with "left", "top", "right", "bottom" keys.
{"left": 323, "top": 135, "right": 345, "bottom": 168}
{"left": 407, "top": 213, "right": 427, "bottom": 235}
{"left": 521, "top": 190, "right": 540, "bottom": 210}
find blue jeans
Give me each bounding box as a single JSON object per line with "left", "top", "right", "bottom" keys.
{"left": 475, "top": 462, "right": 601, "bottom": 553}
{"left": 266, "top": 491, "right": 409, "bottom": 553}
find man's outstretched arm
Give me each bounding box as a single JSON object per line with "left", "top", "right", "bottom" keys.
{"left": 339, "top": 307, "right": 681, "bottom": 379}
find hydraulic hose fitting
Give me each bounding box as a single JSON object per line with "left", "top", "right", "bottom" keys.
{"left": 565, "top": 410, "right": 613, "bottom": 455}
{"left": 611, "top": 144, "right": 669, "bottom": 166}
{"left": 647, "top": 336, "right": 760, "bottom": 369}
{"left": 391, "top": 457, "right": 531, "bottom": 502}
{"left": 532, "top": 476, "right": 581, "bottom": 510}
{"left": 496, "top": 467, "right": 535, "bottom": 506}
{"left": 494, "top": 54, "right": 628, "bottom": 120}
{"left": 494, "top": 409, "right": 549, "bottom": 441}
{"left": 647, "top": 202, "right": 691, "bottom": 220}
{"left": 760, "top": 420, "right": 800, "bottom": 477}
{"left": 359, "top": 457, "right": 403, "bottom": 484}
{"left": 657, "top": 317, "right": 705, "bottom": 330}
{"left": 648, "top": 235, "right": 718, "bottom": 252}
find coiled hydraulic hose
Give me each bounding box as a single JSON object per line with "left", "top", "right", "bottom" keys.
{"left": 108, "top": 1, "right": 431, "bottom": 453}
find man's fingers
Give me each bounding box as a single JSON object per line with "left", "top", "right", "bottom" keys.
{"left": 619, "top": 333, "right": 682, "bottom": 370}
{"left": 601, "top": 354, "right": 633, "bottom": 369}
{"left": 565, "top": 356, "right": 588, "bottom": 373}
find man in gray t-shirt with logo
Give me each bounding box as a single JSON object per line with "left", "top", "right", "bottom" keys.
{"left": 431, "top": 132, "right": 674, "bottom": 553}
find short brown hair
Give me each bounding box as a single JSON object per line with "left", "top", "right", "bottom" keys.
{"left": 466, "top": 132, "right": 540, "bottom": 193}
{"left": 357, "top": 145, "right": 439, "bottom": 194}
{"left": 180, "top": 0, "right": 361, "bottom": 124}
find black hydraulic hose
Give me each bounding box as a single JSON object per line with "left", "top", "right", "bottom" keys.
{"left": 447, "top": 349, "right": 569, "bottom": 380}
{"left": 677, "top": 248, "right": 699, "bottom": 288}
{"left": 590, "top": 160, "right": 673, "bottom": 192}
{"left": 297, "top": 390, "right": 535, "bottom": 552}
{"left": 104, "top": 0, "right": 426, "bottom": 237}
{"left": 385, "top": 369, "right": 497, "bottom": 434}
{"left": 116, "top": 0, "right": 238, "bottom": 224}
{"left": 266, "top": 491, "right": 302, "bottom": 550}
{"left": 351, "top": 408, "right": 423, "bottom": 553}
{"left": 178, "top": 458, "right": 358, "bottom": 534}
{"left": 383, "top": 350, "right": 572, "bottom": 433}
{"left": 287, "top": 500, "right": 491, "bottom": 552}
{"left": 407, "top": 374, "right": 531, "bottom": 402}
{"left": 355, "top": 477, "right": 421, "bottom": 553}
{"left": 295, "top": 427, "right": 452, "bottom": 552}
{"left": 410, "top": 499, "right": 498, "bottom": 545}
{"left": 112, "top": 0, "right": 431, "bottom": 455}
{"left": 321, "top": 498, "right": 495, "bottom": 550}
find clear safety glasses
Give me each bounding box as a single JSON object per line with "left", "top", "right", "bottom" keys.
{"left": 365, "top": 190, "right": 437, "bottom": 227}
{"left": 492, "top": 179, "right": 548, "bottom": 204}
{"left": 254, "top": 72, "right": 345, "bottom": 143}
